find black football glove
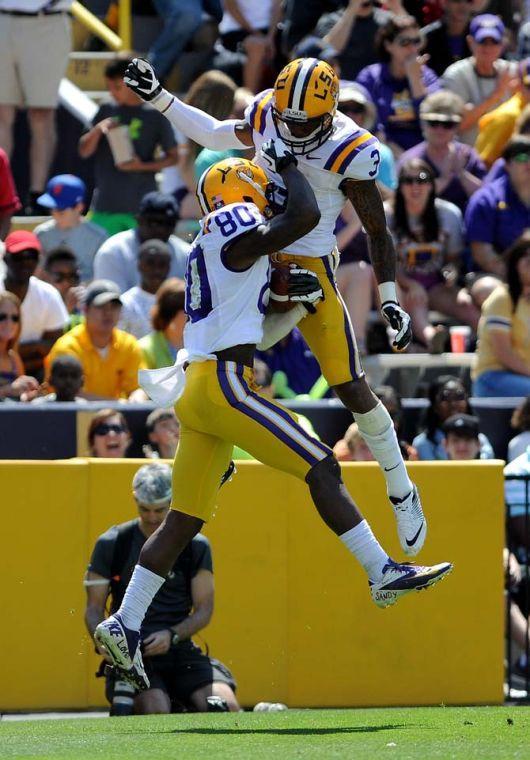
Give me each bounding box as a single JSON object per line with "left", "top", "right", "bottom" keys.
{"left": 260, "top": 138, "right": 297, "bottom": 174}
{"left": 287, "top": 265, "right": 324, "bottom": 314}
{"left": 123, "top": 58, "right": 162, "bottom": 102}
{"left": 380, "top": 300, "right": 412, "bottom": 352}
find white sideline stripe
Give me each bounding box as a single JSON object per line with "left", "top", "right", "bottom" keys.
{"left": 226, "top": 363, "right": 325, "bottom": 461}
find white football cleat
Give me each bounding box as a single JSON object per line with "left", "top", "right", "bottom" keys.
{"left": 370, "top": 558, "right": 453, "bottom": 609}
{"left": 94, "top": 613, "right": 149, "bottom": 691}
{"left": 390, "top": 485, "right": 427, "bottom": 556}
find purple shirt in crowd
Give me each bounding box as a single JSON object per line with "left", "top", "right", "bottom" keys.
{"left": 464, "top": 174, "right": 530, "bottom": 255}
{"left": 256, "top": 328, "right": 324, "bottom": 397}
{"left": 483, "top": 158, "right": 506, "bottom": 184}
{"left": 397, "top": 141, "right": 486, "bottom": 212}
{"left": 356, "top": 62, "right": 440, "bottom": 150}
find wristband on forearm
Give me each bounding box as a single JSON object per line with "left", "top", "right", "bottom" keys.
{"left": 378, "top": 281, "right": 398, "bottom": 305}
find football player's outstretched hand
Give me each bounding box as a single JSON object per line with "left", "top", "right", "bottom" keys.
{"left": 288, "top": 265, "right": 324, "bottom": 314}
{"left": 124, "top": 58, "right": 162, "bottom": 102}
{"left": 261, "top": 138, "right": 297, "bottom": 174}
{"left": 380, "top": 300, "right": 412, "bottom": 352}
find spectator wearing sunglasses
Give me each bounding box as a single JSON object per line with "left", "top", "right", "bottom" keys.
{"left": 423, "top": 0, "right": 473, "bottom": 77}
{"left": 465, "top": 136, "right": 530, "bottom": 278}
{"left": 356, "top": 14, "right": 440, "bottom": 154}
{"left": 88, "top": 409, "right": 131, "bottom": 458}
{"left": 412, "top": 375, "right": 493, "bottom": 460}
{"left": 476, "top": 59, "right": 530, "bottom": 168}
{"left": 441, "top": 14, "right": 518, "bottom": 146}
{"left": 397, "top": 90, "right": 486, "bottom": 212}
{"left": 47, "top": 280, "right": 146, "bottom": 401}
{"left": 42, "top": 248, "right": 84, "bottom": 330}
{"left": 388, "top": 159, "right": 477, "bottom": 352}
{"left": 1, "top": 231, "right": 68, "bottom": 379}
{"left": 0, "top": 290, "right": 39, "bottom": 401}
{"left": 34, "top": 175, "right": 108, "bottom": 283}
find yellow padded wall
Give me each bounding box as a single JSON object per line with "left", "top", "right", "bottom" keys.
{"left": 0, "top": 460, "right": 505, "bottom": 710}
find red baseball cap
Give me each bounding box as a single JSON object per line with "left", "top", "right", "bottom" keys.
{"left": 4, "top": 230, "right": 42, "bottom": 254}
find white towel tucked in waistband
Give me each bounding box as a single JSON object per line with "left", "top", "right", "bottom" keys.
{"left": 138, "top": 348, "right": 216, "bottom": 407}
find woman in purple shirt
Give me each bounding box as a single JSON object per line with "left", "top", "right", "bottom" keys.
{"left": 389, "top": 159, "right": 479, "bottom": 351}
{"left": 356, "top": 14, "right": 440, "bottom": 154}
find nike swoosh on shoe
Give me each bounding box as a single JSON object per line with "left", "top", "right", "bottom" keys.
{"left": 405, "top": 521, "right": 424, "bottom": 547}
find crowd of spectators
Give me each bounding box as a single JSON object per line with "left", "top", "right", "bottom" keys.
{"left": 0, "top": 1, "right": 528, "bottom": 416}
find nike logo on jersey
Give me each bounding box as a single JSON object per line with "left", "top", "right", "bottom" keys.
{"left": 406, "top": 521, "right": 424, "bottom": 547}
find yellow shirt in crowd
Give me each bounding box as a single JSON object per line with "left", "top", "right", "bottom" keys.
{"left": 47, "top": 323, "right": 145, "bottom": 398}
{"left": 473, "top": 284, "right": 530, "bottom": 379}
{"left": 476, "top": 92, "right": 527, "bottom": 167}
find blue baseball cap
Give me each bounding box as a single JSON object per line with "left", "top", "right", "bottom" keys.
{"left": 470, "top": 14, "right": 504, "bottom": 43}
{"left": 38, "top": 174, "right": 86, "bottom": 210}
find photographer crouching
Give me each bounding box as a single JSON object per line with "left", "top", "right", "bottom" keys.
{"left": 84, "top": 462, "right": 239, "bottom": 715}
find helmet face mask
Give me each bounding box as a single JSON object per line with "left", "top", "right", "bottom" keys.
{"left": 272, "top": 110, "right": 333, "bottom": 155}
{"left": 272, "top": 57, "right": 338, "bottom": 155}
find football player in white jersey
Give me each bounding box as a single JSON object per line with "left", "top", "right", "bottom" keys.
{"left": 94, "top": 145, "right": 452, "bottom": 691}
{"left": 123, "top": 57, "right": 426, "bottom": 560}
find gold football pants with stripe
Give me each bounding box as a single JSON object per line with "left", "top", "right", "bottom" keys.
{"left": 272, "top": 249, "right": 364, "bottom": 386}
{"left": 172, "top": 360, "right": 332, "bottom": 522}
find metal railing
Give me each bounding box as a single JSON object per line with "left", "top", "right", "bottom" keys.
{"left": 505, "top": 473, "right": 530, "bottom": 701}
{"left": 71, "top": 0, "right": 131, "bottom": 51}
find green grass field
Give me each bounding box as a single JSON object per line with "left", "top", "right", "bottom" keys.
{"left": 2, "top": 707, "right": 530, "bottom": 760}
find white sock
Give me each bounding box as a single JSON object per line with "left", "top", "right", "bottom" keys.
{"left": 340, "top": 520, "right": 388, "bottom": 581}
{"left": 117, "top": 564, "right": 165, "bottom": 631}
{"left": 354, "top": 402, "right": 413, "bottom": 500}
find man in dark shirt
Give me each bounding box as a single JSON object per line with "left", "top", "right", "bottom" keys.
{"left": 424, "top": 0, "right": 472, "bottom": 77}
{"left": 315, "top": 0, "right": 389, "bottom": 80}
{"left": 84, "top": 462, "right": 239, "bottom": 714}
{"left": 78, "top": 59, "right": 179, "bottom": 236}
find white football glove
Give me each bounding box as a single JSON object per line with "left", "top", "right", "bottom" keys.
{"left": 380, "top": 300, "right": 412, "bottom": 352}
{"left": 123, "top": 58, "right": 163, "bottom": 102}
{"left": 260, "top": 138, "right": 297, "bottom": 174}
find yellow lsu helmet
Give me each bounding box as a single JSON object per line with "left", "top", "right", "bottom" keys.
{"left": 273, "top": 58, "right": 339, "bottom": 155}
{"left": 196, "top": 157, "right": 284, "bottom": 218}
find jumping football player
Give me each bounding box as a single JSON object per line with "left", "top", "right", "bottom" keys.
{"left": 95, "top": 146, "right": 452, "bottom": 691}
{"left": 123, "top": 57, "right": 427, "bottom": 559}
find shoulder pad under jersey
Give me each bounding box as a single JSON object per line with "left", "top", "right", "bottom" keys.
{"left": 323, "top": 128, "right": 381, "bottom": 180}
{"left": 245, "top": 89, "right": 274, "bottom": 135}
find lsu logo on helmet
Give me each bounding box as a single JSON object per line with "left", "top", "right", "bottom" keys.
{"left": 273, "top": 58, "right": 339, "bottom": 155}
{"left": 196, "top": 157, "right": 285, "bottom": 218}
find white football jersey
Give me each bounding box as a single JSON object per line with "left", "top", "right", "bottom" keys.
{"left": 184, "top": 201, "right": 270, "bottom": 355}
{"left": 245, "top": 89, "right": 381, "bottom": 258}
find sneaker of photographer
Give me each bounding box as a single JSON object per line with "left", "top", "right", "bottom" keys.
{"left": 94, "top": 613, "right": 149, "bottom": 691}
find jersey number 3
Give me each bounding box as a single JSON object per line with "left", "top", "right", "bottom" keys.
{"left": 368, "top": 149, "right": 380, "bottom": 178}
